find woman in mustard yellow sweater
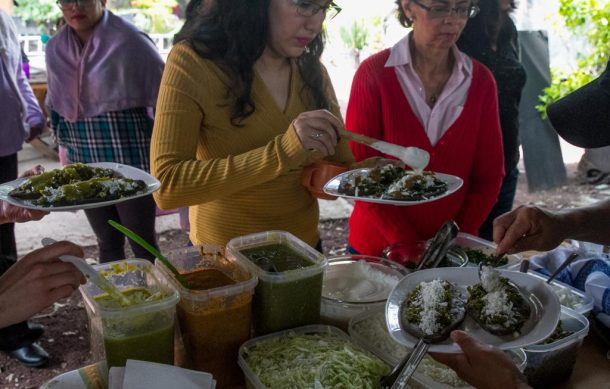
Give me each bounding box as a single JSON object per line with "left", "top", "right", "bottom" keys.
{"left": 151, "top": 0, "right": 354, "bottom": 247}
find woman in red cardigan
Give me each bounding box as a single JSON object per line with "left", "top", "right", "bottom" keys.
{"left": 345, "top": 0, "right": 505, "bottom": 259}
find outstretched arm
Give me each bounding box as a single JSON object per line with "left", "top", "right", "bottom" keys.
{"left": 0, "top": 241, "right": 86, "bottom": 328}
{"left": 493, "top": 199, "right": 610, "bottom": 254}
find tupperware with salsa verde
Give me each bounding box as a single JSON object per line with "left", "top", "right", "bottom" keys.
{"left": 227, "top": 231, "right": 327, "bottom": 334}
{"left": 79, "top": 259, "right": 179, "bottom": 369}
{"left": 156, "top": 245, "right": 257, "bottom": 387}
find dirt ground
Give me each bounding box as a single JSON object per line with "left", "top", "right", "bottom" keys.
{"left": 1, "top": 164, "right": 609, "bottom": 388}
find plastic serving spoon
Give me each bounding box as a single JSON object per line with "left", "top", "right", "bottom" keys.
{"left": 338, "top": 128, "right": 430, "bottom": 172}
{"left": 41, "top": 237, "right": 131, "bottom": 306}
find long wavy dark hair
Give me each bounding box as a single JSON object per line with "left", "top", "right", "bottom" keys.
{"left": 457, "top": 0, "right": 517, "bottom": 58}
{"left": 174, "top": 0, "right": 329, "bottom": 126}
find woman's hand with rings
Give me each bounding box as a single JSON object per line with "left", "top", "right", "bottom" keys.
{"left": 293, "top": 109, "right": 340, "bottom": 157}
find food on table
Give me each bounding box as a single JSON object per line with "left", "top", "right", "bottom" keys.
{"left": 400, "top": 279, "right": 466, "bottom": 340}
{"left": 462, "top": 248, "right": 509, "bottom": 267}
{"left": 549, "top": 284, "right": 584, "bottom": 310}
{"left": 94, "top": 288, "right": 174, "bottom": 368}
{"left": 9, "top": 162, "right": 146, "bottom": 207}
{"left": 351, "top": 310, "right": 470, "bottom": 388}
{"left": 338, "top": 164, "right": 448, "bottom": 201}
{"left": 466, "top": 266, "right": 531, "bottom": 335}
{"left": 321, "top": 259, "right": 402, "bottom": 330}
{"left": 177, "top": 268, "right": 251, "bottom": 386}
{"left": 240, "top": 243, "right": 314, "bottom": 272}
{"left": 542, "top": 320, "right": 574, "bottom": 344}
{"left": 242, "top": 331, "right": 389, "bottom": 388}
{"left": 234, "top": 238, "right": 324, "bottom": 335}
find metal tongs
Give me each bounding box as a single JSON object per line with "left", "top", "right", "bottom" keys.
{"left": 416, "top": 221, "right": 460, "bottom": 270}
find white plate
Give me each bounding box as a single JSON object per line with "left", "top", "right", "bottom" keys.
{"left": 0, "top": 162, "right": 160, "bottom": 212}
{"left": 386, "top": 267, "right": 560, "bottom": 353}
{"left": 323, "top": 168, "right": 464, "bottom": 206}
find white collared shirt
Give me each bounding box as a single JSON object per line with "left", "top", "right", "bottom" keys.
{"left": 385, "top": 33, "right": 473, "bottom": 146}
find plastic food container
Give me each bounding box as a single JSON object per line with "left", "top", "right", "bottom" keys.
{"left": 523, "top": 307, "right": 589, "bottom": 388}
{"left": 517, "top": 270, "right": 594, "bottom": 315}
{"left": 238, "top": 324, "right": 392, "bottom": 389}
{"left": 156, "top": 245, "right": 257, "bottom": 387}
{"left": 451, "top": 232, "right": 521, "bottom": 268}
{"left": 79, "top": 259, "right": 179, "bottom": 369}
{"left": 348, "top": 308, "right": 527, "bottom": 389}
{"left": 227, "top": 231, "right": 327, "bottom": 334}
{"left": 320, "top": 255, "right": 407, "bottom": 331}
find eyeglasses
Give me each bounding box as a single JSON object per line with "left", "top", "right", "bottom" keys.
{"left": 56, "top": 0, "right": 95, "bottom": 10}
{"left": 291, "top": 0, "right": 342, "bottom": 19}
{"left": 411, "top": 0, "right": 480, "bottom": 19}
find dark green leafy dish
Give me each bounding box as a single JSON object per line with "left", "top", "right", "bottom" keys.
{"left": 9, "top": 163, "right": 146, "bottom": 207}
{"left": 338, "top": 164, "right": 448, "bottom": 201}
{"left": 542, "top": 320, "right": 574, "bottom": 344}
{"left": 463, "top": 248, "right": 509, "bottom": 267}
{"left": 400, "top": 279, "right": 466, "bottom": 341}
{"left": 466, "top": 267, "right": 531, "bottom": 336}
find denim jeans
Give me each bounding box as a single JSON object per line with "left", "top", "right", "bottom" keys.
{"left": 479, "top": 167, "right": 519, "bottom": 241}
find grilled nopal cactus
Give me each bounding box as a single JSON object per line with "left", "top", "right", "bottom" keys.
{"left": 400, "top": 279, "right": 466, "bottom": 342}
{"left": 36, "top": 177, "right": 146, "bottom": 206}
{"left": 9, "top": 163, "right": 144, "bottom": 207}
{"left": 467, "top": 267, "right": 531, "bottom": 336}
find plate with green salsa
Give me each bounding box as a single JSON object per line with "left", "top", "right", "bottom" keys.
{"left": 0, "top": 162, "right": 160, "bottom": 211}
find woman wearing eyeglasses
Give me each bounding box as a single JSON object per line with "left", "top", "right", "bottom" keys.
{"left": 345, "top": 0, "right": 504, "bottom": 258}
{"left": 45, "top": 0, "right": 164, "bottom": 262}
{"left": 150, "top": 0, "right": 377, "bottom": 251}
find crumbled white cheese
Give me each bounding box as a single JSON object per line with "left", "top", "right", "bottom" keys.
{"left": 480, "top": 265, "right": 502, "bottom": 292}
{"left": 415, "top": 279, "right": 447, "bottom": 336}
{"left": 482, "top": 290, "right": 514, "bottom": 321}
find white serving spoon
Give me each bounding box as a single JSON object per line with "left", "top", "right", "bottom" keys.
{"left": 42, "top": 237, "right": 130, "bottom": 306}
{"left": 339, "top": 128, "right": 430, "bottom": 172}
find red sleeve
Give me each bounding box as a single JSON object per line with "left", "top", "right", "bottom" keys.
{"left": 455, "top": 71, "right": 505, "bottom": 234}
{"left": 345, "top": 59, "right": 384, "bottom": 162}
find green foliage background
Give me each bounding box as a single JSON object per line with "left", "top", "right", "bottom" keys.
{"left": 537, "top": 0, "right": 610, "bottom": 117}
{"left": 13, "top": 0, "right": 62, "bottom": 34}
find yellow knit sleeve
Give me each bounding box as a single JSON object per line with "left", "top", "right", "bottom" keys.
{"left": 150, "top": 43, "right": 312, "bottom": 209}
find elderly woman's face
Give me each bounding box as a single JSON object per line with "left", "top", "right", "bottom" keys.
{"left": 402, "top": 0, "right": 472, "bottom": 49}
{"left": 60, "top": 0, "right": 105, "bottom": 37}
{"left": 266, "top": 0, "right": 330, "bottom": 59}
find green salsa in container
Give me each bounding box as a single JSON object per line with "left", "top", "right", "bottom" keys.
{"left": 227, "top": 231, "right": 327, "bottom": 334}
{"left": 79, "top": 259, "right": 179, "bottom": 369}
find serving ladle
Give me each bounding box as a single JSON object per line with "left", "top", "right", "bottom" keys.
{"left": 381, "top": 284, "right": 466, "bottom": 389}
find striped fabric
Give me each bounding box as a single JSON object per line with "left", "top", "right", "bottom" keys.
{"left": 50, "top": 107, "right": 152, "bottom": 171}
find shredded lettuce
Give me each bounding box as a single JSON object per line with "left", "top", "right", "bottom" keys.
{"left": 243, "top": 332, "right": 389, "bottom": 388}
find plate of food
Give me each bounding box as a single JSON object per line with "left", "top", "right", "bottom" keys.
{"left": 386, "top": 266, "right": 560, "bottom": 353}
{"left": 0, "top": 162, "right": 160, "bottom": 211}
{"left": 323, "top": 164, "right": 463, "bottom": 205}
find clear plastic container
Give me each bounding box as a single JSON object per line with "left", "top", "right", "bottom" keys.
{"left": 348, "top": 308, "right": 527, "bottom": 389}
{"left": 523, "top": 306, "right": 589, "bottom": 388}
{"left": 79, "top": 259, "right": 180, "bottom": 369}
{"left": 227, "top": 231, "right": 327, "bottom": 334}
{"left": 451, "top": 232, "right": 521, "bottom": 268}
{"left": 238, "top": 324, "right": 394, "bottom": 389}
{"left": 155, "top": 245, "right": 257, "bottom": 387}
{"left": 508, "top": 269, "right": 594, "bottom": 315}
{"left": 320, "top": 255, "right": 407, "bottom": 331}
